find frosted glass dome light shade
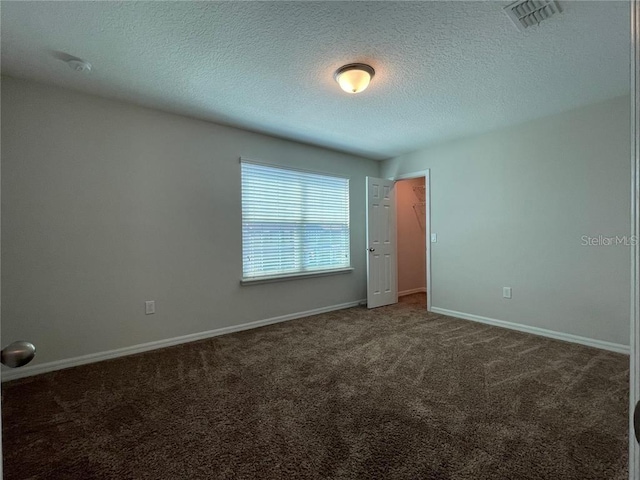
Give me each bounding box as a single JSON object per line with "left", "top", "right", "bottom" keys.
{"left": 334, "top": 63, "right": 375, "bottom": 94}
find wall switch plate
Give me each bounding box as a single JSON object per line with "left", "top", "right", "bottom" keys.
{"left": 503, "top": 287, "right": 512, "bottom": 299}
{"left": 145, "top": 300, "right": 155, "bottom": 314}
{"left": 431, "top": 233, "right": 437, "bottom": 243}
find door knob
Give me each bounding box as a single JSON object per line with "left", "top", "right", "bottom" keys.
{"left": 368, "top": 248, "right": 375, "bottom": 252}
{"left": 1, "top": 341, "right": 36, "bottom": 368}
{"left": 635, "top": 400, "right": 640, "bottom": 444}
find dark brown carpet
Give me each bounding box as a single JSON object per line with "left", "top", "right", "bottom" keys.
{"left": 2, "top": 294, "right": 629, "bottom": 479}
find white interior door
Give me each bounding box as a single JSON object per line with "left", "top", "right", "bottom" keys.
{"left": 366, "top": 177, "right": 397, "bottom": 308}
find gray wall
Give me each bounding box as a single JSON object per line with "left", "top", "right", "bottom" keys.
{"left": 383, "top": 96, "right": 631, "bottom": 346}
{"left": 1, "top": 77, "right": 380, "bottom": 365}
{"left": 2, "top": 76, "right": 631, "bottom": 369}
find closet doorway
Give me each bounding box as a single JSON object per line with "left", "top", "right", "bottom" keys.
{"left": 395, "top": 171, "right": 431, "bottom": 310}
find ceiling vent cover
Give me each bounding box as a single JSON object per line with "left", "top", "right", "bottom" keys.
{"left": 504, "top": 0, "right": 562, "bottom": 31}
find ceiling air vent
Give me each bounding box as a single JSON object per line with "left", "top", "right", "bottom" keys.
{"left": 504, "top": 0, "right": 562, "bottom": 31}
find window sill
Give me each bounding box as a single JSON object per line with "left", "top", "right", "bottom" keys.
{"left": 240, "top": 267, "right": 354, "bottom": 286}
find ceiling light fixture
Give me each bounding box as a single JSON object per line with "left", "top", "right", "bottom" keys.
{"left": 334, "top": 63, "right": 375, "bottom": 94}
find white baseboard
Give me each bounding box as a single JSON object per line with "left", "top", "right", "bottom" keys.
{"left": 430, "top": 307, "right": 629, "bottom": 355}
{"left": 399, "top": 287, "right": 427, "bottom": 297}
{"left": 1, "top": 299, "right": 366, "bottom": 382}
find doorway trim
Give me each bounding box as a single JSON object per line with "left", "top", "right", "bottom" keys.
{"left": 630, "top": 1, "right": 639, "bottom": 478}
{"left": 392, "top": 169, "right": 432, "bottom": 312}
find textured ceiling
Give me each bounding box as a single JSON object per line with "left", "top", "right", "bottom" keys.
{"left": 1, "top": 1, "right": 630, "bottom": 160}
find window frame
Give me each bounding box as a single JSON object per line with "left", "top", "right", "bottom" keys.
{"left": 239, "top": 158, "right": 353, "bottom": 284}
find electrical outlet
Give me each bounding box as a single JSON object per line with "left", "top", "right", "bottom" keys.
{"left": 503, "top": 287, "right": 512, "bottom": 299}
{"left": 145, "top": 300, "right": 155, "bottom": 315}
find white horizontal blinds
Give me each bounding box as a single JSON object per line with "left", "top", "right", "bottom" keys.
{"left": 241, "top": 161, "right": 350, "bottom": 279}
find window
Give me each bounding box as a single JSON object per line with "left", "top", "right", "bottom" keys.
{"left": 241, "top": 160, "right": 351, "bottom": 281}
